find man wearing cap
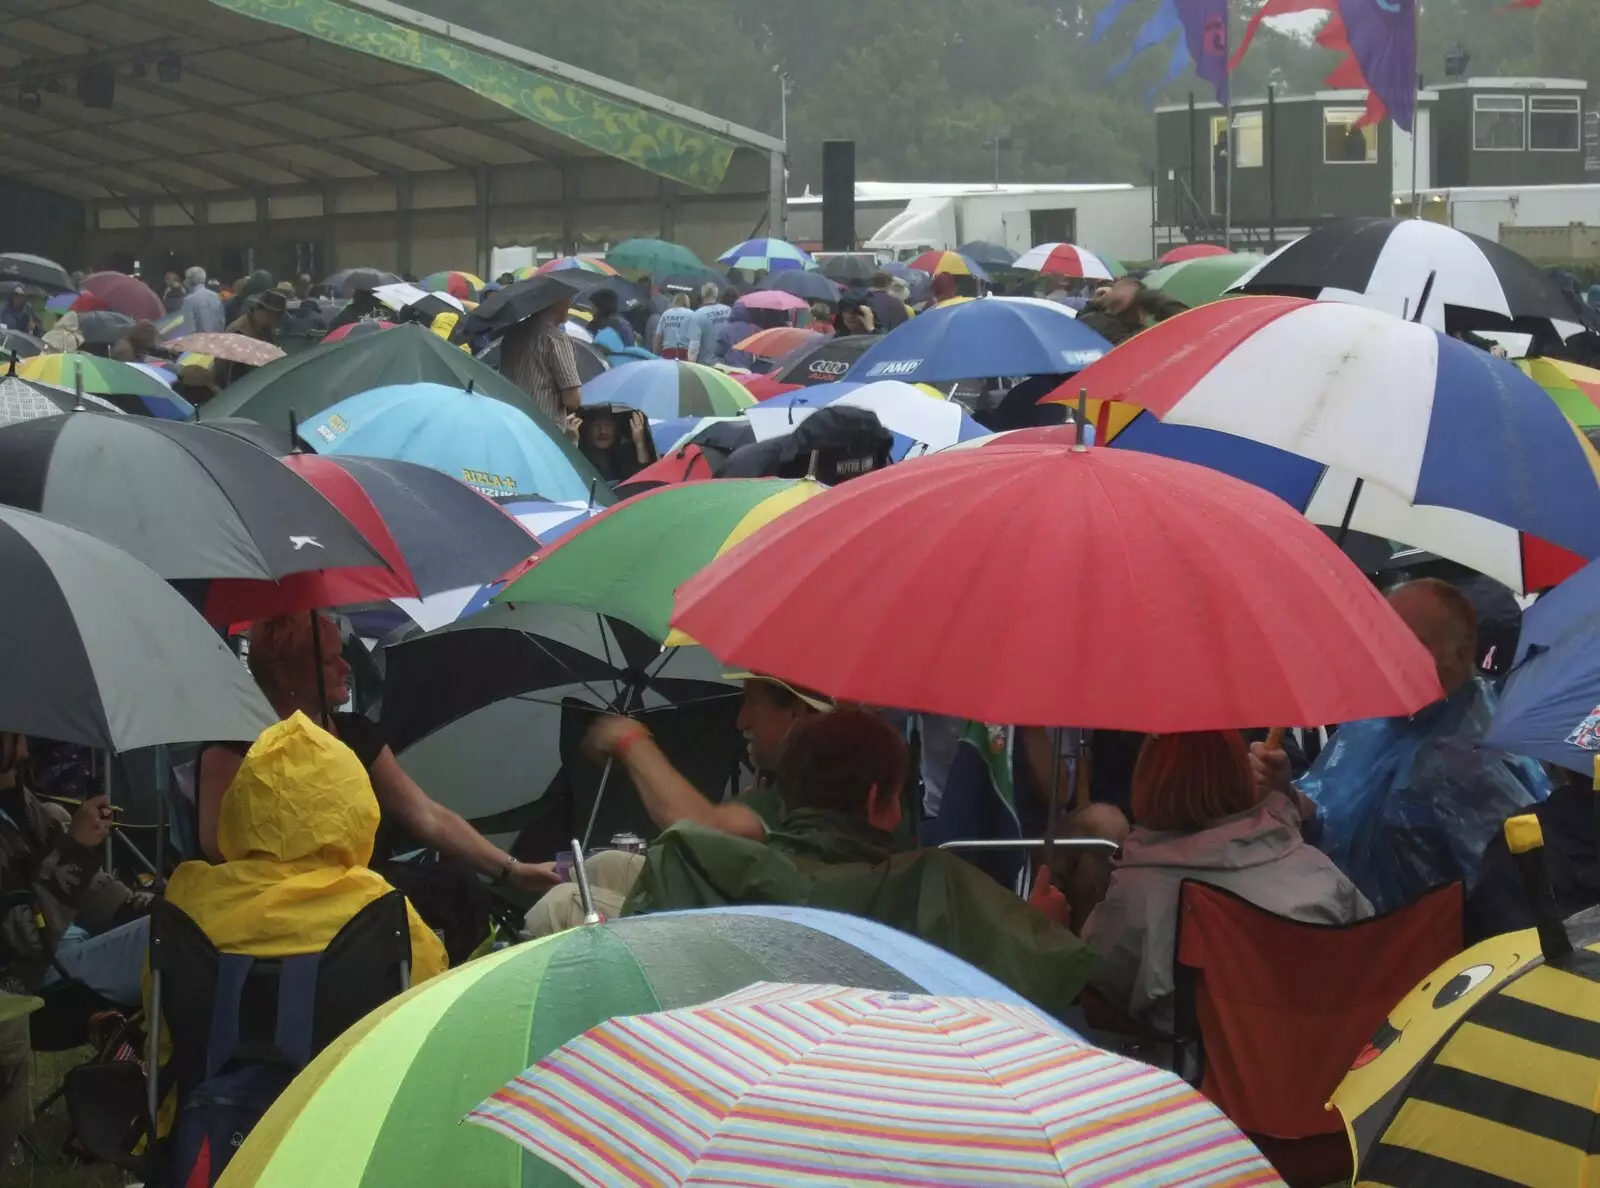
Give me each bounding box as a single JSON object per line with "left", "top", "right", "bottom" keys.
{"left": 522, "top": 675, "right": 827, "bottom": 935}
{"left": 226, "top": 287, "right": 286, "bottom": 343}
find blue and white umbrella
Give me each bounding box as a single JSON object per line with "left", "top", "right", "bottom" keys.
{"left": 745, "top": 380, "right": 990, "bottom": 455}
{"left": 387, "top": 499, "right": 600, "bottom": 633}
{"left": 718, "top": 237, "right": 814, "bottom": 273}
{"left": 298, "top": 381, "right": 597, "bottom": 503}
{"left": 849, "top": 297, "right": 1111, "bottom": 384}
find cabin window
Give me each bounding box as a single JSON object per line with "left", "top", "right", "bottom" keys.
{"left": 1323, "top": 108, "right": 1377, "bottom": 164}
{"left": 1530, "top": 95, "right": 1581, "bottom": 151}
{"left": 1474, "top": 95, "right": 1527, "bottom": 151}
{"left": 1233, "top": 112, "right": 1264, "bottom": 169}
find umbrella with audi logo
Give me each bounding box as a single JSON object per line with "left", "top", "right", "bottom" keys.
{"left": 767, "top": 333, "right": 878, "bottom": 386}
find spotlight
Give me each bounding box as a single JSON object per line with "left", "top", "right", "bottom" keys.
{"left": 17, "top": 87, "right": 40, "bottom": 115}
{"left": 157, "top": 51, "right": 181, "bottom": 84}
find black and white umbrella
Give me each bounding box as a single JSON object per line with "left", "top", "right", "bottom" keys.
{"left": 0, "top": 506, "right": 275, "bottom": 751}
{"left": 0, "top": 412, "right": 385, "bottom": 582}
{"left": 1230, "top": 217, "right": 1585, "bottom": 336}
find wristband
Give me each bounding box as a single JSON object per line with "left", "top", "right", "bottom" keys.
{"left": 612, "top": 724, "right": 651, "bottom": 760}
{"left": 494, "top": 854, "right": 516, "bottom": 885}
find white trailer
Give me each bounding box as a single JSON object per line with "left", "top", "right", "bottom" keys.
{"left": 1407, "top": 183, "right": 1600, "bottom": 251}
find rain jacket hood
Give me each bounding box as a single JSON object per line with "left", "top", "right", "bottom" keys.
{"left": 165, "top": 714, "right": 445, "bottom": 981}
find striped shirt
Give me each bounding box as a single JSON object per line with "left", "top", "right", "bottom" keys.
{"left": 503, "top": 319, "right": 581, "bottom": 423}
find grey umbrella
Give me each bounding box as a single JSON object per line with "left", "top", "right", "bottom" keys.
{"left": 0, "top": 506, "right": 275, "bottom": 751}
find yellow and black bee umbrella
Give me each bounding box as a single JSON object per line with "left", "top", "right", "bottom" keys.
{"left": 1332, "top": 814, "right": 1600, "bottom": 1187}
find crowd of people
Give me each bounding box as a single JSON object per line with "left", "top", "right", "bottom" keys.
{"left": 0, "top": 245, "right": 1582, "bottom": 1185}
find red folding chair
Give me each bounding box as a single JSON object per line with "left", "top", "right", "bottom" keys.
{"left": 1173, "top": 879, "right": 1463, "bottom": 1187}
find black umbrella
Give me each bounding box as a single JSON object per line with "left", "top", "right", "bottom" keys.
{"left": 0, "top": 328, "right": 43, "bottom": 359}
{"left": 818, "top": 255, "right": 877, "bottom": 286}
{"left": 0, "top": 374, "right": 123, "bottom": 426}
{"left": 324, "top": 267, "right": 403, "bottom": 297}
{"left": 0, "top": 253, "right": 71, "bottom": 292}
{"left": 453, "top": 275, "right": 587, "bottom": 342}
{"left": 0, "top": 412, "right": 386, "bottom": 582}
{"left": 0, "top": 505, "right": 275, "bottom": 751}
{"left": 74, "top": 309, "right": 135, "bottom": 348}
{"left": 757, "top": 271, "right": 842, "bottom": 304}
{"left": 718, "top": 405, "right": 894, "bottom": 484}
{"left": 475, "top": 335, "right": 608, "bottom": 384}
{"left": 770, "top": 333, "right": 877, "bottom": 386}
{"left": 200, "top": 416, "right": 296, "bottom": 454}
{"left": 1231, "top": 217, "right": 1583, "bottom": 334}
{"left": 957, "top": 241, "right": 1020, "bottom": 269}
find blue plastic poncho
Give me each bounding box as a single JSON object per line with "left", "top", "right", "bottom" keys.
{"left": 1298, "top": 676, "right": 1549, "bottom": 915}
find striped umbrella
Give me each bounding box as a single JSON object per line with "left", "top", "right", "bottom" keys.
{"left": 16, "top": 353, "right": 193, "bottom": 420}
{"left": 1046, "top": 296, "right": 1600, "bottom": 593}
{"left": 1159, "top": 243, "right": 1231, "bottom": 264}
{"left": 420, "top": 270, "right": 485, "bottom": 300}
{"left": 494, "top": 478, "right": 824, "bottom": 642}
{"left": 1519, "top": 356, "right": 1600, "bottom": 431}
{"left": 907, "top": 250, "right": 990, "bottom": 280}
{"left": 1145, "top": 253, "right": 1264, "bottom": 309}
{"left": 1013, "top": 243, "right": 1119, "bottom": 279}
{"left": 469, "top": 981, "right": 1280, "bottom": 1188}
{"left": 219, "top": 907, "right": 1062, "bottom": 1188}
{"left": 718, "top": 237, "right": 813, "bottom": 273}
{"left": 581, "top": 359, "right": 754, "bottom": 420}
{"left": 529, "top": 256, "right": 619, "bottom": 279}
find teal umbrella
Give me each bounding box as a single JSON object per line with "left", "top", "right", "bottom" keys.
{"left": 605, "top": 238, "right": 713, "bottom": 280}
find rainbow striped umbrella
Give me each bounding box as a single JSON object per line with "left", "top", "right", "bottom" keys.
{"left": 218, "top": 907, "right": 1059, "bottom": 1188}
{"left": 907, "top": 249, "right": 990, "bottom": 280}
{"left": 469, "top": 981, "right": 1280, "bottom": 1187}
{"left": 528, "top": 256, "right": 619, "bottom": 279}
{"left": 420, "top": 270, "right": 485, "bottom": 300}
{"left": 16, "top": 353, "right": 192, "bottom": 419}
{"left": 1518, "top": 355, "right": 1600, "bottom": 431}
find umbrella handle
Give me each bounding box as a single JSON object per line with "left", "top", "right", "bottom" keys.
{"left": 569, "top": 839, "right": 602, "bottom": 926}
{"left": 1263, "top": 726, "right": 1284, "bottom": 751}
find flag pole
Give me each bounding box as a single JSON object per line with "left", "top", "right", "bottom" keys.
{"left": 1223, "top": 0, "right": 1234, "bottom": 251}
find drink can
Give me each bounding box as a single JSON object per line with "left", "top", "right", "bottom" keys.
{"left": 609, "top": 832, "right": 645, "bottom": 855}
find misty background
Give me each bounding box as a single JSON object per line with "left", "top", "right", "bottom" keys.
{"left": 410, "top": 0, "right": 1596, "bottom": 189}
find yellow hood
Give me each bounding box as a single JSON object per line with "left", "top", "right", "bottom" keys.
{"left": 165, "top": 713, "right": 444, "bottom": 981}
{"left": 216, "top": 712, "right": 378, "bottom": 868}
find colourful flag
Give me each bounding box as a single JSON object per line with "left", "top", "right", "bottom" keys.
{"left": 1229, "top": 0, "right": 1332, "bottom": 70}
{"left": 1174, "top": 0, "right": 1231, "bottom": 105}
{"left": 1339, "top": 0, "right": 1417, "bottom": 132}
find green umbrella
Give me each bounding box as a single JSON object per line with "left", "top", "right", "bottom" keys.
{"left": 495, "top": 478, "right": 824, "bottom": 641}
{"left": 604, "top": 238, "right": 712, "bottom": 280}
{"left": 580, "top": 359, "right": 755, "bottom": 419}
{"left": 1144, "top": 252, "right": 1264, "bottom": 309}
{"left": 219, "top": 907, "right": 1047, "bottom": 1188}
{"left": 16, "top": 352, "right": 176, "bottom": 403}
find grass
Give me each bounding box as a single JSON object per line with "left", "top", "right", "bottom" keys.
{"left": 0, "top": 1050, "right": 124, "bottom": 1188}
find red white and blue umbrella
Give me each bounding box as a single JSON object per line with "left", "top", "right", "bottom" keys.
{"left": 718, "top": 237, "right": 813, "bottom": 273}
{"left": 1013, "top": 243, "right": 1118, "bottom": 279}
{"left": 1054, "top": 296, "right": 1600, "bottom": 587}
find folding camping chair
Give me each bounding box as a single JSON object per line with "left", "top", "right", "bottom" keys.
{"left": 1171, "top": 880, "right": 1464, "bottom": 1186}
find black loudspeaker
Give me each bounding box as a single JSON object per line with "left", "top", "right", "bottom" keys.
{"left": 821, "top": 140, "right": 855, "bottom": 252}
{"left": 77, "top": 64, "right": 114, "bottom": 110}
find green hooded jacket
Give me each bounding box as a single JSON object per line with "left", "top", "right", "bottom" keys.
{"left": 623, "top": 808, "right": 1097, "bottom": 1019}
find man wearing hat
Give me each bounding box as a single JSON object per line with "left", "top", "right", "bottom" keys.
{"left": 522, "top": 674, "right": 830, "bottom": 935}
{"left": 226, "top": 287, "right": 286, "bottom": 343}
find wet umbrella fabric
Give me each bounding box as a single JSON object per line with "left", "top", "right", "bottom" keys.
{"left": 0, "top": 412, "right": 386, "bottom": 582}
{"left": 756, "top": 271, "right": 842, "bottom": 305}
{"left": 956, "top": 240, "right": 1020, "bottom": 269}
{"left": 768, "top": 333, "right": 875, "bottom": 386}
{"left": 166, "top": 332, "right": 286, "bottom": 367}
{"left": 0, "top": 376, "right": 121, "bottom": 425}
{"left": 452, "top": 276, "right": 586, "bottom": 342}
{"left": 0, "top": 505, "right": 276, "bottom": 751}
{"left": 0, "top": 328, "right": 43, "bottom": 358}
{"left": 849, "top": 298, "right": 1110, "bottom": 384}
{"left": 78, "top": 271, "right": 164, "bottom": 321}
{"left": 0, "top": 253, "right": 71, "bottom": 292}
{"left": 324, "top": 268, "right": 402, "bottom": 297}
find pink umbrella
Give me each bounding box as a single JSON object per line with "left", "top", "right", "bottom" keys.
{"left": 739, "top": 289, "right": 809, "bottom": 313}
{"left": 79, "top": 271, "right": 165, "bottom": 321}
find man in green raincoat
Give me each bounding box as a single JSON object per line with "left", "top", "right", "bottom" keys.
{"left": 622, "top": 709, "right": 1098, "bottom": 1019}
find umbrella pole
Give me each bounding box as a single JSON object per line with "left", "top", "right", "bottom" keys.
{"left": 101, "top": 753, "right": 113, "bottom": 869}
{"left": 580, "top": 756, "right": 614, "bottom": 853}
{"left": 1411, "top": 270, "right": 1437, "bottom": 325}
{"left": 1075, "top": 387, "right": 1089, "bottom": 449}
{"left": 569, "top": 838, "right": 602, "bottom": 925}
{"left": 1040, "top": 727, "right": 1064, "bottom": 882}
{"left": 1334, "top": 478, "right": 1365, "bottom": 547}
{"left": 308, "top": 610, "right": 330, "bottom": 729}
{"left": 153, "top": 744, "right": 167, "bottom": 888}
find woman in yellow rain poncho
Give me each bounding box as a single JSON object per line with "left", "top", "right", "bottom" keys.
{"left": 164, "top": 713, "right": 446, "bottom": 981}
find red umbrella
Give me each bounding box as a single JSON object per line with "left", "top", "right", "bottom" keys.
{"left": 79, "top": 271, "right": 165, "bottom": 321}
{"left": 324, "top": 319, "right": 396, "bottom": 344}
{"left": 1159, "top": 244, "right": 1231, "bottom": 265}
{"left": 671, "top": 443, "right": 1442, "bottom": 730}
{"left": 198, "top": 456, "right": 418, "bottom": 626}
{"left": 738, "top": 375, "right": 804, "bottom": 401}
{"left": 614, "top": 445, "right": 717, "bottom": 498}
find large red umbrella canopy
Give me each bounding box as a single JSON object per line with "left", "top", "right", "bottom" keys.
{"left": 79, "top": 270, "right": 165, "bottom": 321}
{"left": 1159, "top": 243, "right": 1231, "bottom": 264}
{"left": 672, "top": 443, "right": 1442, "bottom": 730}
